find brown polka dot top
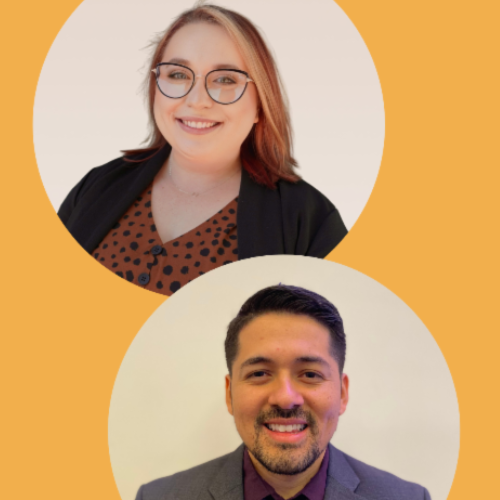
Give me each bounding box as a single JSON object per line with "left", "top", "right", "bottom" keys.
{"left": 92, "top": 185, "right": 238, "bottom": 295}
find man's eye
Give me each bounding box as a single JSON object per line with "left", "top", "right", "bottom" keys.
{"left": 302, "top": 371, "right": 322, "bottom": 380}
{"left": 245, "top": 370, "right": 271, "bottom": 381}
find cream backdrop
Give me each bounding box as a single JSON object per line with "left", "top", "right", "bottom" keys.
{"left": 33, "top": 0, "right": 384, "bottom": 230}
{"left": 108, "top": 256, "right": 459, "bottom": 500}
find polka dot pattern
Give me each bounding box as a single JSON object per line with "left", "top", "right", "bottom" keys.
{"left": 93, "top": 185, "right": 238, "bottom": 295}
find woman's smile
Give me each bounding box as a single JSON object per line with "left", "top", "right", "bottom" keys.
{"left": 176, "top": 116, "right": 222, "bottom": 135}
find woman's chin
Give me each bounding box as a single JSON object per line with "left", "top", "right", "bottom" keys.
{"left": 176, "top": 142, "right": 215, "bottom": 157}
{"left": 171, "top": 142, "right": 237, "bottom": 166}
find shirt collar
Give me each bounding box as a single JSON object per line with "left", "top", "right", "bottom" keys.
{"left": 243, "top": 447, "right": 330, "bottom": 500}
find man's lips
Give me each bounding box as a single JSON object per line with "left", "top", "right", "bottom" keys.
{"left": 262, "top": 420, "right": 309, "bottom": 443}
{"left": 264, "top": 418, "right": 307, "bottom": 429}
{"left": 262, "top": 419, "right": 308, "bottom": 442}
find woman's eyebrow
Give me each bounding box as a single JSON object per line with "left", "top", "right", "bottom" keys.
{"left": 212, "top": 63, "right": 242, "bottom": 70}
{"left": 166, "top": 57, "right": 190, "bottom": 65}
{"left": 165, "top": 58, "right": 243, "bottom": 71}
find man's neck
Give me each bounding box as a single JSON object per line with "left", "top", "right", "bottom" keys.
{"left": 247, "top": 449, "right": 327, "bottom": 500}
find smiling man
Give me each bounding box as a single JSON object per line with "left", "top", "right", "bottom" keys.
{"left": 135, "top": 285, "right": 431, "bottom": 500}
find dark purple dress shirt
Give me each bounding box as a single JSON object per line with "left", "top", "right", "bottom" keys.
{"left": 243, "top": 447, "right": 330, "bottom": 500}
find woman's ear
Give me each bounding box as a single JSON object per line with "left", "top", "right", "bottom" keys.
{"left": 254, "top": 107, "right": 260, "bottom": 124}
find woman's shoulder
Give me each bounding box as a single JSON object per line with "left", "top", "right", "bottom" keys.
{"left": 57, "top": 154, "right": 128, "bottom": 224}
{"left": 241, "top": 170, "right": 339, "bottom": 218}
{"left": 276, "top": 176, "right": 337, "bottom": 212}
{"left": 73, "top": 148, "right": 168, "bottom": 195}
{"left": 83, "top": 151, "right": 150, "bottom": 182}
{"left": 243, "top": 169, "right": 333, "bottom": 207}
{"left": 58, "top": 149, "right": 166, "bottom": 225}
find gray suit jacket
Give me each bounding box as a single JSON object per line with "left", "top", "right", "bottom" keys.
{"left": 135, "top": 444, "right": 431, "bottom": 500}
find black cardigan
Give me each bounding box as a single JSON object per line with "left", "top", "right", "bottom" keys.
{"left": 58, "top": 145, "right": 347, "bottom": 259}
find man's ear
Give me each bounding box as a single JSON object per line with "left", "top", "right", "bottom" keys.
{"left": 225, "top": 374, "right": 234, "bottom": 416}
{"left": 339, "top": 373, "right": 349, "bottom": 416}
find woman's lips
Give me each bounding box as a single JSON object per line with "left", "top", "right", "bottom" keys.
{"left": 176, "top": 118, "right": 222, "bottom": 135}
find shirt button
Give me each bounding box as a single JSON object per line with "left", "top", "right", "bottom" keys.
{"left": 151, "top": 245, "right": 162, "bottom": 255}
{"left": 138, "top": 273, "right": 150, "bottom": 286}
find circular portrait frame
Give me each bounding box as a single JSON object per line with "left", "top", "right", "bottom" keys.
{"left": 109, "top": 256, "right": 459, "bottom": 500}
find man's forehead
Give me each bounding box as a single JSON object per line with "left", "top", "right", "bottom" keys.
{"left": 236, "top": 313, "right": 333, "bottom": 358}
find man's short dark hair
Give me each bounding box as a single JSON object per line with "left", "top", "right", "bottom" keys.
{"left": 225, "top": 284, "right": 346, "bottom": 375}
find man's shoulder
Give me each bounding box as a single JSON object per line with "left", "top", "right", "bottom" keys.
{"left": 137, "top": 450, "right": 238, "bottom": 500}
{"left": 335, "top": 448, "right": 429, "bottom": 500}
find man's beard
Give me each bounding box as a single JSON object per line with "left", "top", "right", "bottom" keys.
{"left": 249, "top": 408, "right": 322, "bottom": 475}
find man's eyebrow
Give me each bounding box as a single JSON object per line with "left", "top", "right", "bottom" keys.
{"left": 295, "top": 356, "right": 330, "bottom": 367}
{"left": 164, "top": 58, "right": 243, "bottom": 71}
{"left": 238, "top": 355, "right": 331, "bottom": 373}
{"left": 239, "top": 356, "right": 273, "bottom": 372}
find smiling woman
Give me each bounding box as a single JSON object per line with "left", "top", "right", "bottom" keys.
{"left": 58, "top": 3, "right": 348, "bottom": 296}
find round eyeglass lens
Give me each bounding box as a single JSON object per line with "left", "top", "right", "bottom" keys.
{"left": 206, "top": 70, "right": 248, "bottom": 104}
{"left": 157, "top": 64, "right": 194, "bottom": 98}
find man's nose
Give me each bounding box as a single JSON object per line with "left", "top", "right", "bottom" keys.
{"left": 185, "top": 76, "right": 213, "bottom": 108}
{"left": 267, "top": 376, "right": 304, "bottom": 409}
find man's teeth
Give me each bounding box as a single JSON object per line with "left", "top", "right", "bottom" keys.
{"left": 267, "top": 424, "right": 306, "bottom": 433}
{"left": 182, "top": 120, "right": 217, "bottom": 129}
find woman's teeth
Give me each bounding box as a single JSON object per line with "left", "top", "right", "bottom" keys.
{"left": 182, "top": 120, "right": 217, "bottom": 129}
{"left": 266, "top": 424, "right": 306, "bottom": 433}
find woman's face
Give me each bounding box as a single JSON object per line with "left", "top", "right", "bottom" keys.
{"left": 153, "top": 22, "right": 260, "bottom": 167}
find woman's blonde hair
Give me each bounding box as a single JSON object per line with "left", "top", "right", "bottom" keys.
{"left": 124, "top": 2, "right": 299, "bottom": 187}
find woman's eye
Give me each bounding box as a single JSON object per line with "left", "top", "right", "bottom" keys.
{"left": 169, "top": 72, "right": 189, "bottom": 80}
{"left": 215, "top": 76, "right": 236, "bottom": 85}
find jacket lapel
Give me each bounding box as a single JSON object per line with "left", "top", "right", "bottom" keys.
{"left": 324, "top": 445, "right": 368, "bottom": 500}
{"left": 237, "top": 169, "right": 285, "bottom": 259}
{"left": 77, "top": 144, "right": 171, "bottom": 252}
{"left": 207, "top": 445, "right": 245, "bottom": 500}
{"left": 323, "top": 479, "right": 368, "bottom": 500}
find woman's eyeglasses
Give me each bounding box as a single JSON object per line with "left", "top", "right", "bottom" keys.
{"left": 152, "top": 63, "right": 254, "bottom": 105}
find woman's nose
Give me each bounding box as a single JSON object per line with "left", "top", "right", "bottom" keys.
{"left": 185, "top": 76, "right": 213, "bottom": 108}
{"left": 267, "top": 376, "right": 304, "bottom": 409}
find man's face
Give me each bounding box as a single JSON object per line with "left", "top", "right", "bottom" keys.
{"left": 225, "top": 313, "right": 349, "bottom": 475}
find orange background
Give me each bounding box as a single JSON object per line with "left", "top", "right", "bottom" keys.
{"left": 1, "top": 1, "right": 499, "bottom": 499}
